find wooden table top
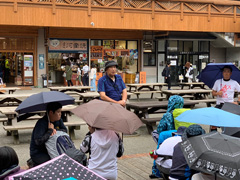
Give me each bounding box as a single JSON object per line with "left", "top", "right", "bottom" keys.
{"left": 126, "top": 100, "right": 198, "bottom": 109}
{"left": 0, "top": 104, "right": 77, "bottom": 115}
{"left": 126, "top": 83, "right": 167, "bottom": 87}
{"left": 0, "top": 87, "right": 21, "bottom": 90}
{"left": 78, "top": 92, "right": 100, "bottom": 97}
{"left": 179, "top": 82, "right": 205, "bottom": 85}
{"left": 48, "top": 86, "right": 92, "bottom": 90}
{"left": 161, "top": 89, "right": 212, "bottom": 94}
{"left": 0, "top": 93, "right": 36, "bottom": 99}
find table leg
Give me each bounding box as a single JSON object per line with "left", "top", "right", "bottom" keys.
{"left": 142, "top": 110, "right": 154, "bottom": 134}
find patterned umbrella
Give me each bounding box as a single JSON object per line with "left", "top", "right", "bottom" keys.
{"left": 10, "top": 154, "right": 106, "bottom": 180}
{"left": 181, "top": 132, "right": 240, "bottom": 180}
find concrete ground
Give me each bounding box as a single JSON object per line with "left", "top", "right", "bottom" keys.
{"left": 0, "top": 85, "right": 210, "bottom": 179}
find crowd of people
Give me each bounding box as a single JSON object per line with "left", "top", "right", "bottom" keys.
{"left": 1, "top": 61, "right": 240, "bottom": 180}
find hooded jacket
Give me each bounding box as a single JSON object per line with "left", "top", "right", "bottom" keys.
{"left": 88, "top": 129, "right": 119, "bottom": 180}
{"left": 157, "top": 95, "right": 184, "bottom": 134}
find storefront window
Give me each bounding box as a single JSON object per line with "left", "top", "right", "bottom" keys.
{"left": 115, "top": 40, "right": 126, "bottom": 49}
{"left": 199, "top": 41, "right": 209, "bottom": 52}
{"left": 184, "top": 41, "right": 193, "bottom": 52}
{"left": 167, "top": 40, "right": 178, "bottom": 52}
{"left": 158, "top": 40, "right": 165, "bottom": 52}
{"left": 128, "top": 41, "right": 137, "bottom": 49}
{"left": 103, "top": 40, "right": 114, "bottom": 49}
{"left": 143, "top": 40, "right": 156, "bottom": 66}
{"left": 91, "top": 40, "right": 101, "bottom": 46}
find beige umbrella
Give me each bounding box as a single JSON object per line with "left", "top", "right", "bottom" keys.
{"left": 71, "top": 99, "right": 143, "bottom": 134}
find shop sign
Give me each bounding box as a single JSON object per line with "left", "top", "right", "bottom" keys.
{"left": 199, "top": 55, "right": 209, "bottom": 59}
{"left": 139, "top": 71, "right": 146, "bottom": 84}
{"left": 91, "top": 46, "right": 103, "bottom": 60}
{"left": 49, "top": 39, "right": 88, "bottom": 52}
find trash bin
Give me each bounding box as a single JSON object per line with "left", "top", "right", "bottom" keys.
{"left": 41, "top": 74, "right": 47, "bottom": 88}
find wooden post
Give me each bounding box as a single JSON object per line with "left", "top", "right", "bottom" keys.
{"left": 52, "top": 0, "right": 56, "bottom": 15}
{"left": 180, "top": 2, "right": 183, "bottom": 21}
{"left": 14, "top": 0, "right": 17, "bottom": 13}
{"left": 208, "top": 4, "right": 211, "bottom": 22}
{"left": 152, "top": 0, "right": 155, "bottom": 19}
{"left": 121, "top": 0, "right": 124, "bottom": 18}
{"left": 88, "top": 0, "right": 91, "bottom": 16}
{"left": 234, "top": 6, "right": 236, "bottom": 23}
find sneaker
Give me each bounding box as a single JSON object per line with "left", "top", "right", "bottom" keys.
{"left": 149, "top": 174, "right": 162, "bottom": 179}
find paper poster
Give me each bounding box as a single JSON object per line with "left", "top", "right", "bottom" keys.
{"left": 39, "top": 54, "right": 44, "bottom": 69}
{"left": 24, "top": 55, "right": 33, "bottom": 67}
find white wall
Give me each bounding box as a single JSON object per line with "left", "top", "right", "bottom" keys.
{"left": 37, "top": 28, "right": 46, "bottom": 88}
{"left": 226, "top": 48, "right": 240, "bottom": 63}
{"left": 142, "top": 66, "right": 157, "bottom": 83}
{"left": 210, "top": 45, "right": 226, "bottom": 63}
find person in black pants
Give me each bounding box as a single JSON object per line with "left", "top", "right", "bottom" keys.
{"left": 164, "top": 61, "right": 171, "bottom": 90}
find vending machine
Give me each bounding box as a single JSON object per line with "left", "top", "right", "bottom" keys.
{"left": 23, "top": 55, "right": 33, "bottom": 85}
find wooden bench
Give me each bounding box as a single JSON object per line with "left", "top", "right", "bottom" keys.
{"left": 141, "top": 117, "right": 162, "bottom": 134}
{"left": 74, "top": 99, "right": 83, "bottom": 105}
{"left": 182, "top": 95, "right": 195, "bottom": 100}
{"left": 133, "top": 91, "right": 162, "bottom": 101}
{"left": 3, "top": 120, "right": 86, "bottom": 144}
{"left": 156, "top": 97, "right": 166, "bottom": 101}
{"left": 189, "top": 99, "right": 216, "bottom": 107}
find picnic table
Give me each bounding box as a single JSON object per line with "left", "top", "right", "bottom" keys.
{"left": 0, "top": 93, "right": 36, "bottom": 106}
{"left": 0, "top": 87, "right": 21, "bottom": 94}
{"left": 161, "top": 89, "right": 212, "bottom": 100}
{"left": 48, "top": 86, "right": 92, "bottom": 93}
{"left": 78, "top": 92, "right": 100, "bottom": 103}
{"left": 179, "top": 82, "right": 205, "bottom": 89}
{"left": 126, "top": 100, "right": 199, "bottom": 134}
{"left": 0, "top": 104, "right": 77, "bottom": 126}
{"left": 126, "top": 83, "right": 167, "bottom": 100}
{"left": 0, "top": 105, "right": 80, "bottom": 144}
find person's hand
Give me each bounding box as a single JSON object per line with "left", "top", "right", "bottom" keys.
{"left": 88, "top": 126, "right": 95, "bottom": 134}
{"left": 165, "top": 77, "right": 167, "bottom": 79}
{"left": 217, "top": 91, "right": 223, "bottom": 96}
{"left": 51, "top": 129, "right": 56, "bottom": 136}
{"left": 48, "top": 122, "right": 54, "bottom": 129}
{"left": 49, "top": 122, "right": 56, "bottom": 136}
{"left": 118, "top": 100, "right": 126, "bottom": 107}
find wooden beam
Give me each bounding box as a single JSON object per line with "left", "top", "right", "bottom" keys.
{"left": 139, "top": 1, "right": 151, "bottom": 9}
{"left": 222, "top": 6, "right": 232, "bottom": 14}
{"left": 88, "top": 0, "right": 91, "bottom": 16}
{"left": 152, "top": 0, "right": 155, "bottom": 19}
{"left": 196, "top": 4, "right": 208, "bottom": 12}
{"left": 180, "top": 2, "right": 183, "bottom": 21}
{"left": 155, "top": 1, "right": 167, "bottom": 10}
{"left": 184, "top": 3, "right": 195, "bottom": 12}
{"left": 121, "top": 0, "right": 124, "bottom": 18}
{"left": 14, "top": 0, "right": 17, "bottom": 13}
{"left": 106, "top": 0, "right": 119, "bottom": 7}
{"left": 169, "top": 3, "right": 180, "bottom": 11}
{"left": 208, "top": 4, "right": 211, "bottom": 22}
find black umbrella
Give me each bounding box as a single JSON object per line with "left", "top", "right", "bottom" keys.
{"left": 181, "top": 131, "right": 240, "bottom": 180}
{"left": 15, "top": 91, "right": 74, "bottom": 121}
{"left": 10, "top": 154, "right": 106, "bottom": 180}
{"left": 221, "top": 102, "right": 240, "bottom": 137}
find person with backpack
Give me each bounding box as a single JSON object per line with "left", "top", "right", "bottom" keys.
{"left": 162, "top": 61, "right": 171, "bottom": 90}
{"left": 30, "top": 102, "right": 67, "bottom": 166}
{"left": 80, "top": 125, "right": 123, "bottom": 180}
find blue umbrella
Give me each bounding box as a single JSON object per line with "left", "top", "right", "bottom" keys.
{"left": 16, "top": 91, "right": 74, "bottom": 115}
{"left": 176, "top": 107, "right": 240, "bottom": 127}
{"left": 197, "top": 63, "right": 240, "bottom": 88}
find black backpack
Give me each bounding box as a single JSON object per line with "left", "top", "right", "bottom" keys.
{"left": 162, "top": 67, "right": 166, "bottom": 77}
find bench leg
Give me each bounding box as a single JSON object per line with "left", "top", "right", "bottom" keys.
{"left": 12, "top": 130, "right": 20, "bottom": 145}
{"left": 136, "top": 94, "right": 140, "bottom": 101}
{"left": 146, "top": 123, "right": 154, "bottom": 134}
{"left": 68, "top": 126, "right": 79, "bottom": 140}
